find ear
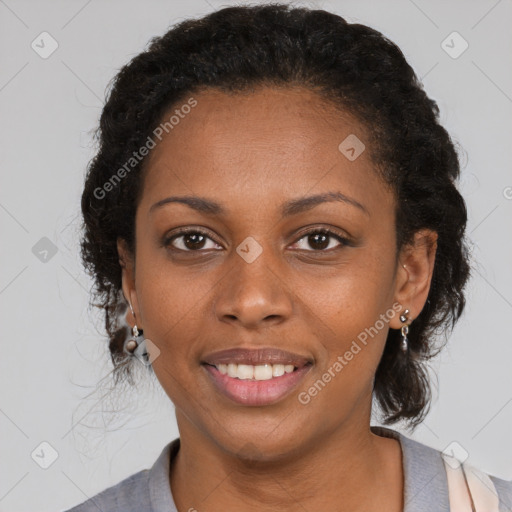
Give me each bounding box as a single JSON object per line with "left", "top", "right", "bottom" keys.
{"left": 389, "top": 229, "right": 438, "bottom": 329}
{"left": 117, "top": 237, "right": 142, "bottom": 329}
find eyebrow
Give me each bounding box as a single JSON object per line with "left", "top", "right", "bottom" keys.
{"left": 149, "top": 191, "right": 369, "bottom": 217}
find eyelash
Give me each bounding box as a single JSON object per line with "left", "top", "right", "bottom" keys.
{"left": 163, "top": 227, "right": 352, "bottom": 253}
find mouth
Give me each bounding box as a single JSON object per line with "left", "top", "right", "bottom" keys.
{"left": 204, "top": 362, "right": 303, "bottom": 380}
{"left": 201, "top": 347, "right": 313, "bottom": 406}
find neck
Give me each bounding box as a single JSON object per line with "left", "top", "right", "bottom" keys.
{"left": 169, "top": 414, "right": 403, "bottom": 512}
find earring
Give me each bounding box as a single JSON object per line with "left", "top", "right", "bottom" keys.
{"left": 124, "top": 303, "right": 149, "bottom": 364}
{"left": 399, "top": 309, "right": 410, "bottom": 353}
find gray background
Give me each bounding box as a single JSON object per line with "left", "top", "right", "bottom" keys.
{"left": 0, "top": 0, "right": 511, "bottom": 510}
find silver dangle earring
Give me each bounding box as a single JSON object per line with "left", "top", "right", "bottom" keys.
{"left": 124, "top": 303, "right": 149, "bottom": 364}
{"left": 399, "top": 309, "right": 410, "bottom": 353}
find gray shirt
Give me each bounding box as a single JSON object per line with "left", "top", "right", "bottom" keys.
{"left": 63, "top": 426, "right": 512, "bottom": 511}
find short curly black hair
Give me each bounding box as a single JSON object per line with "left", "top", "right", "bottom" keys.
{"left": 80, "top": 3, "right": 471, "bottom": 429}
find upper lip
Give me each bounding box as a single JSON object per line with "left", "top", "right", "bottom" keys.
{"left": 202, "top": 348, "right": 313, "bottom": 367}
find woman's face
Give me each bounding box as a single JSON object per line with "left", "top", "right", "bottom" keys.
{"left": 119, "top": 86, "right": 434, "bottom": 459}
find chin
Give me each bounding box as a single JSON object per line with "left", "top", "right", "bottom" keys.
{"left": 207, "top": 415, "right": 314, "bottom": 463}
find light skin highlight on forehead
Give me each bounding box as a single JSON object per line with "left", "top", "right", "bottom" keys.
{"left": 140, "top": 87, "right": 389, "bottom": 225}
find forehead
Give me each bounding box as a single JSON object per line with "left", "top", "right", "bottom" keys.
{"left": 139, "top": 86, "right": 391, "bottom": 217}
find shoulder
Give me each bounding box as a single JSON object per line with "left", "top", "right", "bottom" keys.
{"left": 490, "top": 474, "right": 512, "bottom": 511}
{"left": 62, "top": 439, "right": 179, "bottom": 512}
{"left": 62, "top": 469, "right": 151, "bottom": 512}
{"left": 372, "top": 425, "right": 512, "bottom": 511}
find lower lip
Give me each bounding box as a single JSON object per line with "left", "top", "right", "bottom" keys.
{"left": 202, "top": 364, "right": 312, "bottom": 406}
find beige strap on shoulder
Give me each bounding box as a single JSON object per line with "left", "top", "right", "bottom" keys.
{"left": 443, "top": 454, "right": 500, "bottom": 511}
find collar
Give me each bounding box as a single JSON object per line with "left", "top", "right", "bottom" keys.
{"left": 371, "top": 425, "right": 450, "bottom": 511}
{"left": 148, "top": 426, "right": 450, "bottom": 511}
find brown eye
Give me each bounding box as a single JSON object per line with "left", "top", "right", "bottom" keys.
{"left": 292, "top": 229, "right": 349, "bottom": 251}
{"left": 182, "top": 233, "right": 207, "bottom": 250}
{"left": 165, "top": 230, "right": 222, "bottom": 252}
{"left": 307, "top": 232, "right": 330, "bottom": 250}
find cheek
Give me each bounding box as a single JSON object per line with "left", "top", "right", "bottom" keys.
{"left": 135, "top": 261, "right": 214, "bottom": 406}
{"left": 292, "top": 254, "right": 396, "bottom": 388}
{"left": 294, "top": 270, "right": 394, "bottom": 414}
{"left": 295, "top": 253, "right": 395, "bottom": 335}
{"left": 134, "top": 250, "right": 215, "bottom": 360}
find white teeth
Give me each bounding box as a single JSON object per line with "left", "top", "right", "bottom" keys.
{"left": 214, "top": 363, "right": 297, "bottom": 380}
{"left": 272, "top": 364, "right": 285, "bottom": 377}
{"left": 227, "top": 363, "right": 237, "bottom": 378}
{"left": 237, "top": 364, "right": 254, "bottom": 380}
{"left": 254, "top": 364, "right": 273, "bottom": 380}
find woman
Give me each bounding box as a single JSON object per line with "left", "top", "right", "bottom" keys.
{"left": 66, "top": 4, "right": 511, "bottom": 511}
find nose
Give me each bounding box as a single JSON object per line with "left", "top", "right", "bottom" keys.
{"left": 213, "top": 251, "right": 293, "bottom": 330}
